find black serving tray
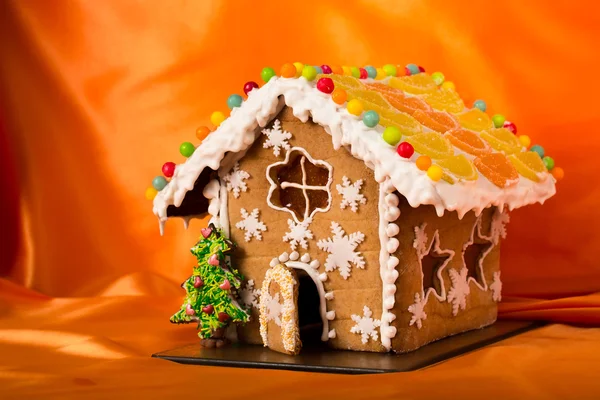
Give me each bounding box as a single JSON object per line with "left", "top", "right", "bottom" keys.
{"left": 152, "top": 320, "right": 542, "bottom": 374}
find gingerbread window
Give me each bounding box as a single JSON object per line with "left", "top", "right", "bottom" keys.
{"left": 266, "top": 147, "right": 333, "bottom": 223}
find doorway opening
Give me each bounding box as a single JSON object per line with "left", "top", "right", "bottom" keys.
{"left": 296, "top": 269, "right": 325, "bottom": 348}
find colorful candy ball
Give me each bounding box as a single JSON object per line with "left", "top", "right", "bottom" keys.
{"left": 180, "top": 142, "right": 195, "bottom": 157}
{"left": 145, "top": 187, "right": 158, "bottom": 200}
{"left": 331, "top": 88, "right": 348, "bottom": 105}
{"left": 376, "top": 68, "right": 386, "bottom": 80}
{"left": 382, "top": 126, "right": 401, "bottom": 146}
{"left": 316, "top": 77, "right": 335, "bottom": 94}
{"left": 342, "top": 66, "right": 352, "bottom": 76}
{"left": 196, "top": 126, "right": 211, "bottom": 141}
{"left": 503, "top": 121, "right": 517, "bottom": 134}
{"left": 314, "top": 66, "right": 323, "bottom": 75}
{"left": 261, "top": 67, "right": 276, "bottom": 83}
{"left": 405, "top": 64, "right": 420, "bottom": 75}
{"left": 351, "top": 67, "right": 361, "bottom": 78}
{"left": 431, "top": 72, "right": 445, "bottom": 86}
{"left": 321, "top": 65, "right": 332, "bottom": 74}
{"left": 397, "top": 142, "right": 415, "bottom": 158}
{"left": 416, "top": 155, "right": 432, "bottom": 171}
{"left": 346, "top": 99, "right": 364, "bottom": 116}
{"left": 473, "top": 100, "right": 487, "bottom": 112}
{"left": 243, "top": 81, "right": 259, "bottom": 95}
{"left": 227, "top": 94, "right": 243, "bottom": 110}
{"left": 359, "top": 68, "right": 368, "bottom": 79}
{"left": 427, "top": 165, "right": 443, "bottom": 181}
{"left": 210, "top": 111, "right": 226, "bottom": 126}
{"left": 330, "top": 65, "right": 343, "bottom": 75}
{"left": 418, "top": 65, "right": 425, "bottom": 72}
{"left": 162, "top": 162, "right": 176, "bottom": 178}
{"left": 280, "top": 63, "right": 297, "bottom": 78}
{"left": 530, "top": 145, "right": 545, "bottom": 158}
{"left": 551, "top": 167, "right": 564, "bottom": 181}
{"left": 518, "top": 135, "right": 531, "bottom": 148}
{"left": 152, "top": 176, "right": 168, "bottom": 191}
{"left": 293, "top": 62, "right": 304, "bottom": 77}
{"left": 441, "top": 81, "right": 455, "bottom": 90}
{"left": 302, "top": 65, "right": 318, "bottom": 81}
{"left": 365, "top": 66, "right": 377, "bottom": 79}
{"left": 383, "top": 64, "right": 397, "bottom": 77}
{"left": 362, "top": 110, "right": 380, "bottom": 128}
{"left": 543, "top": 156, "right": 555, "bottom": 171}
{"left": 492, "top": 114, "right": 506, "bottom": 128}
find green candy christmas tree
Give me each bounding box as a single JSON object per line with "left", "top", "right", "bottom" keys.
{"left": 170, "top": 223, "right": 249, "bottom": 339}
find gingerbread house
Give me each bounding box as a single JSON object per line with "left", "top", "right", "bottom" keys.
{"left": 150, "top": 64, "right": 560, "bottom": 355}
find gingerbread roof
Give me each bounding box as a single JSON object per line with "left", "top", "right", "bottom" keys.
{"left": 151, "top": 64, "right": 560, "bottom": 230}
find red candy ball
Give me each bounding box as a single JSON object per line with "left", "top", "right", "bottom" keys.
{"left": 359, "top": 68, "right": 368, "bottom": 79}
{"left": 162, "top": 162, "right": 176, "bottom": 178}
{"left": 405, "top": 66, "right": 412, "bottom": 76}
{"left": 321, "top": 65, "right": 332, "bottom": 74}
{"left": 397, "top": 142, "right": 415, "bottom": 158}
{"left": 243, "top": 81, "right": 259, "bottom": 95}
{"left": 418, "top": 65, "right": 425, "bottom": 72}
{"left": 202, "top": 304, "right": 214, "bottom": 315}
{"left": 316, "top": 77, "right": 335, "bottom": 94}
{"left": 503, "top": 121, "right": 517, "bottom": 134}
{"left": 218, "top": 312, "right": 230, "bottom": 322}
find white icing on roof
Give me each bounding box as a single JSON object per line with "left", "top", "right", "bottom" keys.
{"left": 153, "top": 77, "right": 556, "bottom": 226}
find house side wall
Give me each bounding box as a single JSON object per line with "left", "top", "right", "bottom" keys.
{"left": 390, "top": 198, "right": 500, "bottom": 353}
{"left": 227, "top": 107, "right": 386, "bottom": 352}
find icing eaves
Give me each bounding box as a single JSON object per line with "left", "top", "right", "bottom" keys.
{"left": 153, "top": 77, "right": 556, "bottom": 226}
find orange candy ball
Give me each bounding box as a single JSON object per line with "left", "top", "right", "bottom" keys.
{"left": 416, "top": 155, "right": 432, "bottom": 171}
{"left": 196, "top": 126, "right": 211, "bottom": 141}
{"left": 551, "top": 167, "right": 564, "bottom": 181}
{"left": 331, "top": 88, "right": 348, "bottom": 105}
{"left": 330, "top": 65, "right": 343, "bottom": 75}
{"left": 280, "top": 63, "right": 297, "bottom": 78}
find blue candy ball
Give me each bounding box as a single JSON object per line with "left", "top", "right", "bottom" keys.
{"left": 365, "top": 66, "right": 377, "bottom": 79}
{"left": 227, "top": 94, "right": 243, "bottom": 110}
{"left": 406, "top": 64, "right": 420, "bottom": 75}
{"left": 314, "top": 66, "right": 323, "bottom": 75}
{"left": 530, "top": 145, "right": 545, "bottom": 158}
{"left": 362, "top": 110, "right": 380, "bottom": 128}
{"left": 152, "top": 176, "right": 168, "bottom": 191}
{"left": 473, "top": 99, "right": 487, "bottom": 112}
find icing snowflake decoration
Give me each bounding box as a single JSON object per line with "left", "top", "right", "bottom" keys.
{"left": 240, "top": 279, "right": 260, "bottom": 309}
{"left": 235, "top": 208, "right": 267, "bottom": 242}
{"left": 490, "top": 271, "right": 502, "bottom": 302}
{"left": 350, "top": 305, "right": 381, "bottom": 344}
{"left": 317, "top": 221, "right": 366, "bottom": 280}
{"left": 413, "top": 223, "right": 429, "bottom": 259}
{"left": 447, "top": 267, "right": 471, "bottom": 316}
{"left": 336, "top": 176, "right": 366, "bottom": 212}
{"left": 222, "top": 163, "right": 250, "bottom": 198}
{"left": 408, "top": 292, "right": 427, "bottom": 329}
{"left": 490, "top": 208, "right": 510, "bottom": 245}
{"left": 283, "top": 218, "right": 314, "bottom": 251}
{"left": 262, "top": 119, "right": 292, "bottom": 157}
{"left": 261, "top": 291, "right": 282, "bottom": 326}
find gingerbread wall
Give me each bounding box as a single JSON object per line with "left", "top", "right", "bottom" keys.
{"left": 227, "top": 107, "right": 386, "bottom": 352}
{"left": 390, "top": 198, "right": 501, "bottom": 353}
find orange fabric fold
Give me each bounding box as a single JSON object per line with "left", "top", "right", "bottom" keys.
{"left": 1, "top": 0, "right": 600, "bottom": 398}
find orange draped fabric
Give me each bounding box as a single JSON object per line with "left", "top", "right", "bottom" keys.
{"left": 1, "top": 0, "right": 600, "bottom": 398}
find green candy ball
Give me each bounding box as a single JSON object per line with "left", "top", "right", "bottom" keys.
{"left": 261, "top": 67, "right": 276, "bottom": 83}
{"left": 543, "top": 156, "right": 555, "bottom": 171}
{"left": 382, "top": 126, "right": 402, "bottom": 146}
{"left": 431, "top": 72, "right": 445, "bottom": 86}
{"left": 179, "top": 142, "right": 196, "bottom": 158}
{"left": 351, "top": 67, "right": 361, "bottom": 78}
{"left": 383, "top": 64, "right": 397, "bottom": 77}
{"left": 362, "top": 110, "right": 380, "bottom": 128}
{"left": 492, "top": 114, "right": 506, "bottom": 128}
{"left": 302, "top": 66, "right": 317, "bottom": 81}
{"left": 227, "top": 94, "right": 243, "bottom": 110}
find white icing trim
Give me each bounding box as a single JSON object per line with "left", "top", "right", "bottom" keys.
{"left": 285, "top": 260, "right": 330, "bottom": 342}
{"left": 153, "top": 77, "right": 556, "bottom": 226}
{"left": 265, "top": 147, "right": 333, "bottom": 224}
{"left": 218, "top": 179, "right": 230, "bottom": 238}
{"left": 378, "top": 180, "right": 400, "bottom": 350}
{"left": 202, "top": 179, "right": 221, "bottom": 228}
